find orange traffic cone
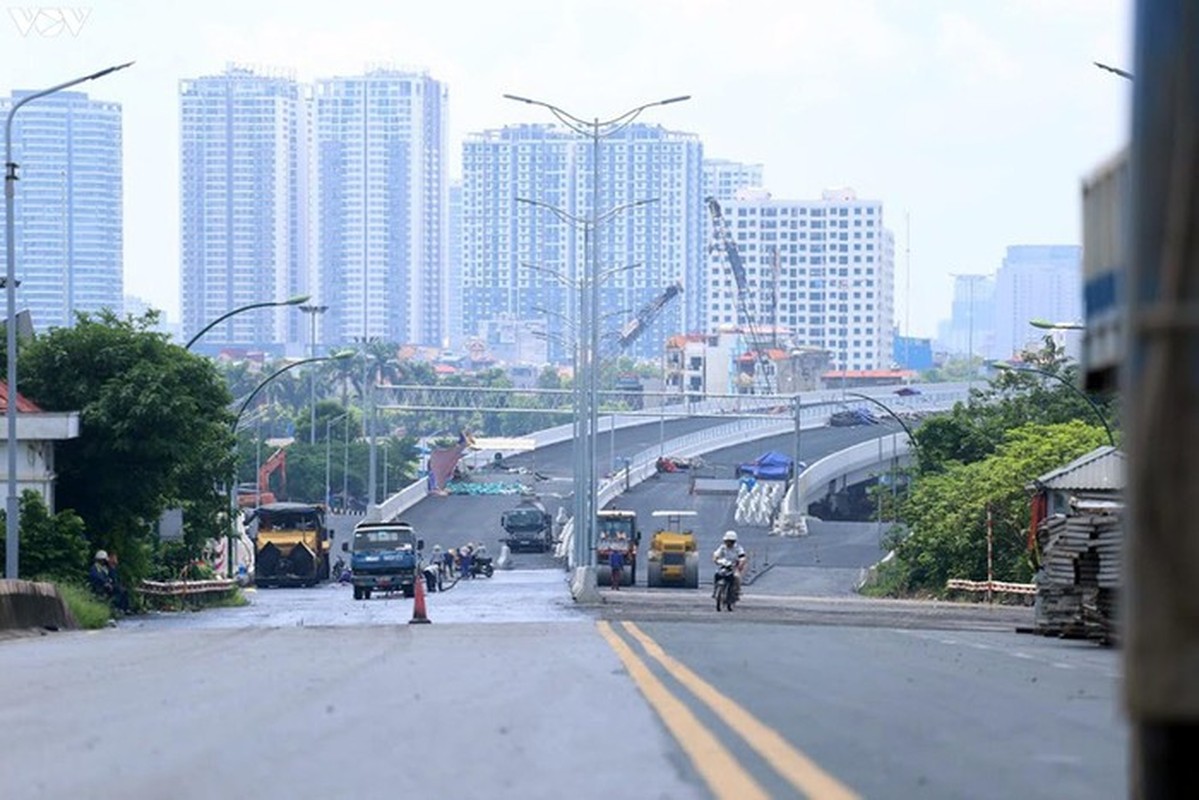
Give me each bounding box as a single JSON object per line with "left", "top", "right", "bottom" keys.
{"left": 409, "top": 572, "right": 432, "bottom": 625}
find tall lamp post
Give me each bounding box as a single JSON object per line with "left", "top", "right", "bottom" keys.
{"left": 503, "top": 93, "right": 687, "bottom": 574}
{"left": 994, "top": 363, "right": 1115, "bottom": 447}
{"left": 324, "top": 411, "right": 350, "bottom": 510}
{"left": 299, "top": 304, "right": 329, "bottom": 444}
{"left": 520, "top": 252, "right": 644, "bottom": 569}
{"left": 5, "top": 61, "right": 133, "bottom": 579}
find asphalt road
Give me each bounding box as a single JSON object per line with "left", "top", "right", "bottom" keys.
{"left": 606, "top": 423, "right": 904, "bottom": 589}
{"left": 391, "top": 418, "right": 903, "bottom": 581}
{"left": 17, "top": 409, "right": 1119, "bottom": 798}
{"left": 0, "top": 585, "right": 1126, "bottom": 799}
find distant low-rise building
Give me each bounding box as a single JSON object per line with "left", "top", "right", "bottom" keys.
{"left": 664, "top": 333, "right": 733, "bottom": 398}
{"left": 0, "top": 382, "right": 81, "bottom": 512}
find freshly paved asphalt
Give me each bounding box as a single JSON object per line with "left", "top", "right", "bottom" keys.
{"left": 1, "top": 409, "right": 1128, "bottom": 797}
{"left": 384, "top": 417, "right": 903, "bottom": 582}
{"left": 0, "top": 576, "right": 1126, "bottom": 799}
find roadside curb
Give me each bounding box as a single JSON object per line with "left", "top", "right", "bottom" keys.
{"left": 743, "top": 562, "right": 774, "bottom": 587}
{"left": 0, "top": 579, "right": 77, "bottom": 631}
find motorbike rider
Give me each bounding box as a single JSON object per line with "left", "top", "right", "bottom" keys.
{"left": 712, "top": 530, "right": 747, "bottom": 599}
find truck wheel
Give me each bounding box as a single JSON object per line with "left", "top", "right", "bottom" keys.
{"left": 403, "top": 584, "right": 415, "bottom": 598}
{"left": 353, "top": 586, "right": 362, "bottom": 600}
{"left": 622, "top": 566, "right": 634, "bottom": 587}
{"left": 684, "top": 555, "right": 699, "bottom": 590}
{"left": 596, "top": 565, "right": 612, "bottom": 587}
{"left": 364, "top": 588, "right": 372, "bottom": 600}
{"left": 647, "top": 562, "right": 662, "bottom": 588}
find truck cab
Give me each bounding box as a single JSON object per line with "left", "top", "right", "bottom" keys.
{"left": 344, "top": 521, "right": 423, "bottom": 600}
{"left": 500, "top": 499, "right": 553, "bottom": 553}
{"left": 596, "top": 509, "right": 639, "bottom": 586}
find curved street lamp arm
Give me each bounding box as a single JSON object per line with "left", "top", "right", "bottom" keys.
{"left": 516, "top": 196, "right": 589, "bottom": 228}
{"left": 522, "top": 262, "right": 577, "bottom": 288}
{"left": 997, "top": 364, "right": 1116, "bottom": 447}
{"left": 596, "top": 197, "right": 658, "bottom": 227}
{"left": 504, "top": 94, "right": 691, "bottom": 138}
{"left": 186, "top": 294, "right": 310, "bottom": 350}
{"left": 502, "top": 94, "right": 592, "bottom": 129}
{"left": 5, "top": 63, "right": 134, "bottom": 142}
{"left": 233, "top": 354, "right": 347, "bottom": 432}
{"left": 845, "top": 392, "right": 919, "bottom": 448}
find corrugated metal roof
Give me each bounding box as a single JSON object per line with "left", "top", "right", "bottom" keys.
{"left": 1034, "top": 445, "right": 1125, "bottom": 491}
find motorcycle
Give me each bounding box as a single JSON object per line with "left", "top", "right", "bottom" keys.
{"left": 471, "top": 555, "right": 495, "bottom": 578}
{"left": 713, "top": 559, "right": 739, "bottom": 612}
{"left": 332, "top": 557, "right": 352, "bottom": 584}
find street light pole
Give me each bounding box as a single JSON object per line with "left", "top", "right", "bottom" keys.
{"left": 5, "top": 61, "right": 132, "bottom": 579}
{"left": 299, "top": 304, "right": 329, "bottom": 444}
{"left": 325, "top": 410, "right": 349, "bottom": 510}
{"left": 504, "top": 92, "right": 688, "bottom": 573}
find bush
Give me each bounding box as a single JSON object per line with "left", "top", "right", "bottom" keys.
{"left": 0, "top": 491, "right": 89, "bottom": 582}
{"left": 55, "top": 582, "right": 112, "bottom": 629}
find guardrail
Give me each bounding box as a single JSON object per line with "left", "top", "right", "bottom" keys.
{"left": 138, "top": 579, "right": 238, "bottom": 597}
{"left": 946, "top": 578, "right": 1037, "bottom": 596}
{"left": 373, "top": 384, "right": 972, "bottom": 530}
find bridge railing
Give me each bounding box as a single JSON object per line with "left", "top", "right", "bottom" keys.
{"left": 373, "top": 384, "right": 973, "bottom": 528}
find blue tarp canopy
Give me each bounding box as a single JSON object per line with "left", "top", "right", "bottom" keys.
{"left": 737, "top": 451, "right": 795, "bottom": 481}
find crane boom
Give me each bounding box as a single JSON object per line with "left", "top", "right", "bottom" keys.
{"left": 705, "top": 196, "right": 773, "bottom": 393}
{"left": 618, "top": 281, "right": 683, "bottom": 349}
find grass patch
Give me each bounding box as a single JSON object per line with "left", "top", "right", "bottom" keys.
{"left": 55, "top": 582, "right": 112, "bottom": 629}
{"left": 210, "top": 588, "right": 250, "bottom": 608}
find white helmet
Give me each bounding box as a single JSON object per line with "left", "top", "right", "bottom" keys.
{"left": 95, "top": 550, "right": 109, "bottom": 562}
{"left": 722, "top": 530, "right": 737, "bottom": 543}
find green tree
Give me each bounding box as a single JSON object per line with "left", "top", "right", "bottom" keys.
{"left": 0, "top": 490, "right": 89, "bottom": 582}
{"left": 879, "top": 420, "right": 1107, "bottom": 596}
{"left": 17, "top": 311, "right": 236, "bottom": 584}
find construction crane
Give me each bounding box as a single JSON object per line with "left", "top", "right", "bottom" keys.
{"left": 616, "top": 281, "right": 683, "bottom": 350}
{"left": 705, "top": 196, "right": 774, "bottom": 393}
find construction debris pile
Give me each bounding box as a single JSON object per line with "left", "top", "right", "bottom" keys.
{"left": 1034, "top": 499, "right": 1122, "bottom": 643}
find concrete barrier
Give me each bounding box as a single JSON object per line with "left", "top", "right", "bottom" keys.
{"left": 0, "top": 579, "right": 77, "bottom": 631}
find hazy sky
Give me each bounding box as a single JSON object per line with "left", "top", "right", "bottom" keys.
{"left": 3, "top": 0, "right": 1132, "bottom": 338}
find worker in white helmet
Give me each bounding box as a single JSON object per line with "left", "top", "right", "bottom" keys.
{"left": 712, "top": 530, "right": 747, "bottom": 599}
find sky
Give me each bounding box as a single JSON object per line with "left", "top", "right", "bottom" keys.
{"left": 2, "top": 0, "right": 1133, "bottom": 339}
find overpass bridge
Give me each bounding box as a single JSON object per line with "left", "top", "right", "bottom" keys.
{"left": 336, "top": 383, "right": 968, "bottom": 576}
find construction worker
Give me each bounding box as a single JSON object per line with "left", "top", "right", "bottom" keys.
{"left": 608, "top": 534, "right": 626, "bottom": 590}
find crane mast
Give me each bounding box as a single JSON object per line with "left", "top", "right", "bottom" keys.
{"left": 705, "top": 196, "right": 774, "bottom": 393}
{"left": 616, "top": 281, "right": 683, "bottom": 350}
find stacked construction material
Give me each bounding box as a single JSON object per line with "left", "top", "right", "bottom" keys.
{"left": 1034, "top": 501, "right": 1122, "bottom": 642}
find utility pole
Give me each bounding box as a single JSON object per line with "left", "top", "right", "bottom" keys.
{"left": 1126, "top": 3, "right": 1199, "bottom": 796}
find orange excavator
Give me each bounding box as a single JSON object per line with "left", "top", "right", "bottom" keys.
{"left": 238, "top": 447, "right": 288, "bottom": 508}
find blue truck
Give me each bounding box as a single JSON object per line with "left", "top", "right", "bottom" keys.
{"left": 343, "top": 520, "right": 424, "bottom": 600}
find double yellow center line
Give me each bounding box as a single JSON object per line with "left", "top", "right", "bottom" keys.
{"left": 597, "top": 620, "right": 859, "bottom": 800}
